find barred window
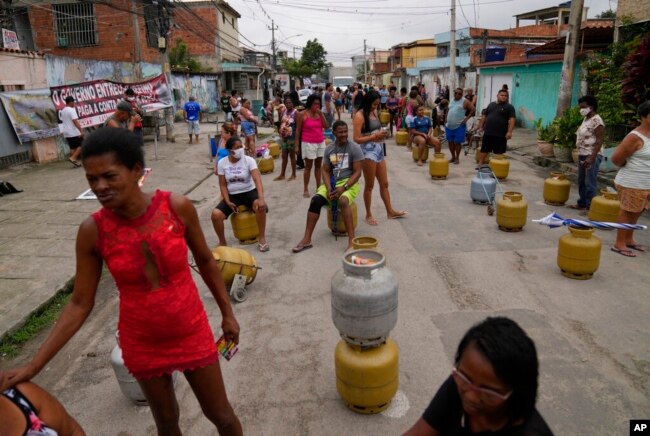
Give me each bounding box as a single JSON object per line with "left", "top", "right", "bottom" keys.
{"left": 52, "top": 3, "right": 98, "bottom": 48}
{"left": 144, "top": 4, "right": 160, "bottom": 48}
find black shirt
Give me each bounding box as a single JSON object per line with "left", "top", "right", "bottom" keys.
{"left": 221, "top": 96, "right": 231, "bottom": 113}
{"left": 423, "top": 377, "right": 554, "bottom": 436}
{"left": 483, "top": 101, "right": 516, "bottom": 137}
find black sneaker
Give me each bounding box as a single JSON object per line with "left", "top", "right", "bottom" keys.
{"left": 296, "top": 165, "right": 305, "bottom": 170}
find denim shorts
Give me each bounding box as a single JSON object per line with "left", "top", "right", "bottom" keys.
{"left": 362, "top": 141, "right": 384, "bottom": 162}
{"left": 241, "top": 121, "right": 256, "bottom": 137}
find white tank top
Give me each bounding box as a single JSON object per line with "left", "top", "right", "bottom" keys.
{"left": 614, "top": 131, "right": 650, "bottom": 189}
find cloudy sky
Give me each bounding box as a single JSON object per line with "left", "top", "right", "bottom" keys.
{"left": 225, "top": 0, "right": 615, "bottom": 66}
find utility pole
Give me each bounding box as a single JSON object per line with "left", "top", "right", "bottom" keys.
{"left": 131, "top": 0, "right": 142, "bottom": 80}
{"left": 449, "top": 0, "right": 456, "bottom": 90}
{"left": 481, "top": 29, "right": 488, "bottom": 63}
{"left": 293, "top": 46, "right": 296, "bottom": 59}
{"left": 363, "top": 39, "right": 367, "bottom": 84}
{"left": 158, "top": 0, "right": 174, "bottom": 142}
{"left": 269, "top": 20, "right": 278, "bottom": 71}
{"left": 556, "top": 0, "right": 584, "bottom": 117}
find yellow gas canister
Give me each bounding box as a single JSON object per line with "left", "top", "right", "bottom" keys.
{"left": 496, "top": 192, "right": 528, "bottom": 232}
{"left": 412, "top": 145, "right": 429, "bottom": 162}
{"left": 588, "top": 190, "right": 620, "bottom": 223}
{"left": 351, "top": 236, "right": 378, "bottom": 250}
{"left": 230, "top": 205, "right": 259, "bottom": 245}
{"left": 211, "top": 246, "right": 258, "bottom": 286}
{"left": 327, "top": 202, "right": 358, "bottom": 235}
{"left": 429, "top": 153, "right": 449, "bottom": 179}
{"left": 257, "top": 157, "right": 275, "bottom": 174}
{"left": 379, "top": 110, "right": 390, "bottom": 126}
{"left": 335, "top": 339, "right": 399, "bottom": 414}
{"left": 423, "top": 109, "right": 432, "bottom": 119}
{"left": 557, "top": 226, "right": 601, "bottom": 280}
{"left": 543, "top": 172, "right": 571, "bottom": 206}
{"left": 489, "top": 154, "right": 510, "bottom": 179}
{"left": 395, "top": 129, "right": 408, "bottom": 146}
{"left": 267, "top": 141, "right": 280, "bottom": 159}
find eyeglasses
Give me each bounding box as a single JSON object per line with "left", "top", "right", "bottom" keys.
{"left": 451, "top": 368, "right": 512, "bottom": 403}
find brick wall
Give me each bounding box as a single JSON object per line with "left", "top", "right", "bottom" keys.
{"left": 171, "top": 6, "right": 218, "bottom": 57}
{"left": 29, "top": 1, "right": 161, "bottom": 64}
{"left": 617, "top": 0, "right": 650, "bottom": 23}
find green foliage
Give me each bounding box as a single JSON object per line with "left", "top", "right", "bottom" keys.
{"left": 552, "top": 107, "right": 583, "bottom": 148}
{"left": 0, "top": 282, "right": 73, "bottom": 358}
{"left": 621, "top": 34, "right": 650, "bottom": 106}
{"left": 595, "top": 9, "right": 616, "bottom": 19}
{"left": 168, "top": 38, "right": 210, "bottom": 73}
{"left": 534, "top": 118, "right": 557, "bottom": 142}
{"left": 282, "top": 39, "right": 330, "bottom": 82}
{"left": 583, "top": 26, "right": 645, "bottom": 130}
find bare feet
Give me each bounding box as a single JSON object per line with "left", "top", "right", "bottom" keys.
{"left": 288, "top": 175, "right": 296, "bottom": 181}
{"left": 417, "top": 160, "right": 423, "bottom": 166}
{"left": 274, "top": 175, "right": 285, "bottom": 181}
{"left": 303, "top": 191, "right": 310, "bottom": 198}
{"left": 365, "top": 216, "right": 378, "bottom": 226}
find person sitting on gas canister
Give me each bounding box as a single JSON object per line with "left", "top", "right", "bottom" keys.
{"left": 292, "top": 120, "right": 363, "bottom": 253}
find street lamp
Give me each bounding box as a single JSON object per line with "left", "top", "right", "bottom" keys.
{"left": 274, "top": 33, "right": 303, "bottom": 68}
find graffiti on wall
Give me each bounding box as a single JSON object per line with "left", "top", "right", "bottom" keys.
{"left": 170, "top": 74, "right": 219, "bottom": 113}
{"left": 46, "top": 55, "right": 162, "bottom": 87}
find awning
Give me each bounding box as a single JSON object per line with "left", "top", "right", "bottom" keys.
{"left": 221, "top": 62, "right": 262, "bottom": 73}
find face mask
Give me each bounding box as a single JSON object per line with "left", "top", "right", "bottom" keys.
{"left": 126, "top": 97, "right": 134, "bottom": 101}
{"left": 579, "top": 108, "right": 591, "bottom": 117}
{"left": 231, "top": 148, "right": 245, "bottom": 159}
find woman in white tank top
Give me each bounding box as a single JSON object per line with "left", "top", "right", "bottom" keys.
{"left": 610, "top": 101, "right": 650, "bottom": 257}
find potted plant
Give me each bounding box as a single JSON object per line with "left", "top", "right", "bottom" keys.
{"left": 534, "top": 118, "right": 556, "bottom": 157}
{"left": 551, "top": 107, "right": 583, "bottom": 163}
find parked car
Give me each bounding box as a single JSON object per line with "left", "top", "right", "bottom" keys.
{"left": 298, "top": 88, "right": 312, "bottom": 105}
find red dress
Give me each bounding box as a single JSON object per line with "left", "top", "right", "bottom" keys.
{"left": 92, "top": 190, "right": 218, "bottom": 379}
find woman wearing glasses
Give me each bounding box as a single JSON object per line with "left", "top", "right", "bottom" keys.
{"left": 404, "top": 317, "right": 553, "bottom": 435}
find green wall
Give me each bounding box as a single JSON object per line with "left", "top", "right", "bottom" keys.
{"left": 480, "top": 61, "right": 582, "bottom": 129}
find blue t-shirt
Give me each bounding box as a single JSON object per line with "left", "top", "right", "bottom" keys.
{"left": 411, "top": 116, "right": 432, "bottom": 134}
{"left": 379, "top": 89, "right": 389, "bottom": 104}
{"left": 184, "top": 101, "right": 201, "bottom": 121}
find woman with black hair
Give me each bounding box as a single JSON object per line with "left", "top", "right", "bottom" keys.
{"left": 1, "top": 128, "right": 243, "bottom": 436}
{"left": 353, "top": 90, "right": 407, "bottom": 225}
{"left": 404, "top": 317, "right": 553, "bottom": 435}
{"left": 295, "top": 93, "right": 329, "bottom": 198}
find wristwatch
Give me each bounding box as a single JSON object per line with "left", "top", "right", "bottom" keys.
{"left": 343, "top": 183, "right": 349, "bottom": 190}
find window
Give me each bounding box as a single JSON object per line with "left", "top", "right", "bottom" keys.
{"left": 144, "top": 4, "right": 160, "bottom": 48}
{"left": 222, "top": 12, "right": 226, "bottom": 24}
{"left": 52, "top": 3, "right": 98, "bottom": 47}
{"left": 231, "top": 17, "right": 234, "bottom": 27}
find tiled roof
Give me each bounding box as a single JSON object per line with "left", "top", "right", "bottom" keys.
{"left": 0, "top": 47, "right": 44, "bottom": 56}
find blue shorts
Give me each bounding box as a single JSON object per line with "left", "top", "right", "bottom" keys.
{"left": 241, "top": 120, "right": 256, "bottom": 137}
{"left": 361, "top": 141, "right": 384, "bottom": 163}
{"left": 445, "top": 125, "right": 466, "bottom": 144}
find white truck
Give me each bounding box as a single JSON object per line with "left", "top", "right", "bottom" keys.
{"left": 332, "top": 76, "right": 355, "bottom": 93}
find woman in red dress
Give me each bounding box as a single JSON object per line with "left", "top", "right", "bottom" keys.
{"left": 0, "top": 128, "right": 242, "bottom": 436}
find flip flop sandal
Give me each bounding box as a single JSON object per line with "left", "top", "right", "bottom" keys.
{"left": 292, "top": 243, "right": 312, "bottom": 253}
{"left": 626, "top": 244, "right": 646, "bottom": 252}
{"left": 258, "top": 243, "right": 270, "bottom": 252}
{"left": 610, "top": 247, "right": 636, "bottom": 257}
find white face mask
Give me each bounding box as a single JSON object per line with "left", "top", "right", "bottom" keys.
{"left": 579, "top": 108, "right": 591, "bottom": 117}
{"left": 231, "top": 148, "right": 245, "bottom": 159}
{"left": 126, "top": 96, "right": 135, "bottom": 101}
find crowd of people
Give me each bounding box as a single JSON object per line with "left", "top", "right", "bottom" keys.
{"left": 3, "top": 78, "right": 648, "bottom": 434}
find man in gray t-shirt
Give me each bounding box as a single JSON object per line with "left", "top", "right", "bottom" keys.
{"left": 293, "top": 120, "right": 364, "bottom": 252}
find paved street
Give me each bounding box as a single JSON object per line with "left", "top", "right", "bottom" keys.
{"left": 1, "top": 118, "right": 649, "bottom": 435}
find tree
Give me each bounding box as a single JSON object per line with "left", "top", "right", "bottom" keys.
{"left": 281, "top": 38, "right": 331, "bottom": 83}
{"left": 168, "top": 38, "right": 209, "bottom": 73}
{"left": 596, "top": 9, "right": 616, "bottom": 19}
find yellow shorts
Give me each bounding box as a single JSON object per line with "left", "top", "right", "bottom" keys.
{"left": 316, "top": 178, "right": 360, "bottom": 205}
{"left": 615, "top": 184, "right": 650, "bottom": 213}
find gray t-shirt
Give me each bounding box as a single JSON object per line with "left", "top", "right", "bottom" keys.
{"left": 323, "top": 140, "right": 364, "bottom": 181}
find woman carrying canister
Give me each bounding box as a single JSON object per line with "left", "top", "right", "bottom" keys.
{"left": 403, "top": 317, "right": 553, "bottom": 436}
{"left": 0, "top": 128, "right": 243, "bottom": 436}
{"left": 386, "top": 86, "right": 400, "bottom": 137}
{"left": 212, "top": 136, "right": 269, "bottom": 252}
{"left": 610, "top": 100, "right": 650, "bottom": 257}
{"left": 353, "top": 90, "right": 407, "bottom": 226}
{"left": 295, "top": 94, "right": 329, "bottom": 198}
{"left": 274, "top": 98, "right": 298, "bottom": 181}
{"left": 238, "top": 98, "right": 259, "bottom": 157}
